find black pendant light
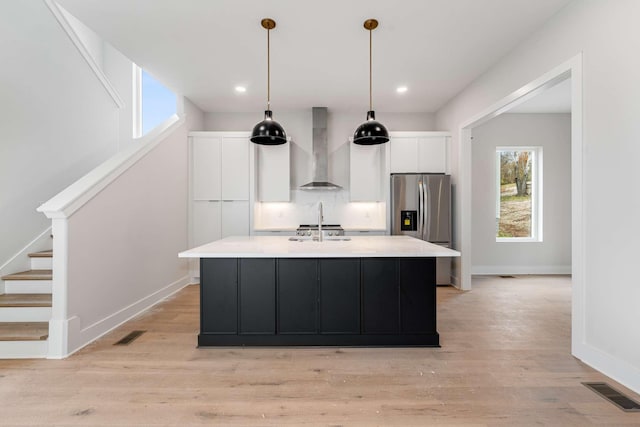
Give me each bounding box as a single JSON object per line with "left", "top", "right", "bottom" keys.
{"left": 251, "top": 18, "right": 287, "bottom": 145}
{"left": 353, "top": 19, "right": 389, "bottom": 145}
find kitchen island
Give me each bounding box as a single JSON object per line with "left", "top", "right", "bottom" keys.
{"left": 179, "top": 235, "right": 460, "bottom": 347}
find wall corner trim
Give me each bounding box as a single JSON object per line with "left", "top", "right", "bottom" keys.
{"left": 43, "top": 0, "right": 125, "bottom": 109}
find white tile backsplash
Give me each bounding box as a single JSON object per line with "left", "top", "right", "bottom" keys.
{"left": 254, "top": 190, "right": 386, "bottom": 231}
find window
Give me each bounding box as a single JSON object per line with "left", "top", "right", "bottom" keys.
{"left": 495, "top": 147, "right": 543, "bottom": 242}
{"left": 133, "top": 66, "right": 177, "bottom": 137}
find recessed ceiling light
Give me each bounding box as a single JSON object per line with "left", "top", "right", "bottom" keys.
{"left": 235, "top": 86, "right": 247, "bottom": 93}
{"left": 396, "top": 86, "right": 408, "bottom": 94}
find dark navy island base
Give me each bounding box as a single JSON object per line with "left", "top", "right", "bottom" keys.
{"left": 198, "top": 257, "right": 439, "bottom": 347}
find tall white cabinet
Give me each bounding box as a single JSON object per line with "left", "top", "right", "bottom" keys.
{"left": 189, "top": 132, "right": 250, "bottom": 249}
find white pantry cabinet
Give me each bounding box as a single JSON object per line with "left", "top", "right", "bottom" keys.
{"left": 192, "top": 201, "right": 221, "bottom": 246}
{"left": 390, "top": 132, "right": 450, "bottom": 173}
{"left": 221, "top": 136, "right": 250, "bottom": 200}
{"left": 349, "top": 140, "right": 386, "bottom": 201}
{"left": 192, "top": 137, "right": 221, "bottom": 200}
{"left": 189, "top": 132, "right": 250, "bottom": 248}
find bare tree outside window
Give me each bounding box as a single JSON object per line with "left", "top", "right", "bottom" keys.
{"left": 497, "top": 149, "right": 537, "bottom": 239}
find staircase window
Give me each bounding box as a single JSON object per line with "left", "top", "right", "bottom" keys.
{"left": 495, "top": 147, "right": 543, "bottom": 242}
{"left": 133, "top": 66, "right": 177, "bottom": 137}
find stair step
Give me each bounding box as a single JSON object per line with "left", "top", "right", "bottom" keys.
{"left": 0, "top": 340, "right": 48, "bottom": 358}
{"left": 29, "top": 252, "right": 52, "bottom": 270}
{"left": 4, "top": 280, "right": 52, "bottom": 294}
{"left": 28, "top": 250, "right": 52, "bottom": 258}
{"left": 0, "top": 294, "right": 52, "bottom": 307}
{"left": 1, "top": 270, "right": 52, "bottom": 281}
{"left": 0, "top": 322, "right": 48, "bottom": 341}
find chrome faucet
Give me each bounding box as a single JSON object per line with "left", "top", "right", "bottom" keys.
{"left": 317, "top": 201, "right": 323, "bottom": 242}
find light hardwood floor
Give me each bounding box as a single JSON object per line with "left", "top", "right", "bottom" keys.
{"left": 1, "top": 275, "right": 638, "bottom": 426}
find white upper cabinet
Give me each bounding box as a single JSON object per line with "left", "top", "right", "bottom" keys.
{"left": 221, "top": 136, "right": 250, "bottom": 200}
{"left": 191, "top": 134, "right": 249, "bottom": 201}
{"left": 417, "top": 136, "right": 447, "bottom": 173}
{"left": 390, "top": 137, "right": 418, "bottom": 173}
{"left": 390, "top": 132, "right": 449, "bottom": 173}
{"left": 350, "top": 141, "right": 385, "bottom": 201}
{"left": 192, "top": 137, "right": 221, "bottom": 200}
{"left": 257, "top": 142, "right": 290, "bottom": 202}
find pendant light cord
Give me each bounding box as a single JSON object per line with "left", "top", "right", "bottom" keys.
{"left": 369, "top": 27, "right": 372, "bottom": 111}
{"left": 267, "top": 27, "right": 271, "bottom": 111}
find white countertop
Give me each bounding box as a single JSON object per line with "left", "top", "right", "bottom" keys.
{"left": 179, "top": 235, "right": 461, "bottom": 259}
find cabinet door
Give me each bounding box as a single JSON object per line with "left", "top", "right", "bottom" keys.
{"left": 350, "top": 142, "right": 383, "bottom": 201}
{"left": 221, "top": 201, "right": 249, "bottom": 238}
{"left": 278, "top": 259, "right": 318, "bottom": 334}
{"left": 417, "top": 136, "right": 447, "bottom": 173}
{"left": 221, "top": 137, "right": 249, "bottom": 200}
{"left": 319, "top": 259, "right": 360, "bottom": 334}
{"left": 399, "top": 258, "right": 436, "bottom": 333}
{"left": 258, "top": 143, "right": 290, "bottom": 202}
{"left": 192, "top": 201, "right": 221, "bottom": 246}
{"left": 362, "top": 258, "right": 399, "bottom": 334}
{"left": 201, "top": 258, "right": 238, "bottom": 334}
{"left": 192, "top": 137, "right": 221, "bottom": 200}
{"left": 390, "top": 137, "right": 418, "bottom": 173}
{"left": 239, "top": 259, "right": 275, "bottom": 334}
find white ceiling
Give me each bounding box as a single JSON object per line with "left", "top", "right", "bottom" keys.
{"left": 56, "top": 0, "right": 573, "bottom": 113}
{"left": 509, "top": 78, "right": 572, "bottom": 113}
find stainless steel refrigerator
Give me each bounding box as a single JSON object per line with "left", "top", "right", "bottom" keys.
{"left": 391, "top": 174, "right": 452, "bottom": 285}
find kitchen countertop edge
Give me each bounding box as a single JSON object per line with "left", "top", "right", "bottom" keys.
{"left": 179, "top": 235, "right": 461, "bottom": 259}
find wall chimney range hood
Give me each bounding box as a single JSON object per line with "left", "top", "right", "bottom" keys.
{"left": 299, "top": 107, "right": 342, "bottom": 190}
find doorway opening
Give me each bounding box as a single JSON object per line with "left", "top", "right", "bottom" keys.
{"left": 457, "top": 54, "right": 584, "bottom": 355}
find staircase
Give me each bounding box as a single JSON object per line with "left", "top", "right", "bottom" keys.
{"left": 0, "top": 250, "right": 52, "bottom": 358}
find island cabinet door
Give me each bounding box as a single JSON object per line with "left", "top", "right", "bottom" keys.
{"left": 319, "top": 259, "right": 360, "bottom": 334}
{"left": 399, "top": 258, "right": 436, "bottom": 333}
{"left": 201, "top": 259, "right": 238, "bottom": 334}
{"left": 278, "top": 259, "right": 318, "bottom": 334}
{"left": 362, "top": 259, "right": 400, "bottom": 334}
{"left": 239, "top": 259, "right": 276, "bottom": 334}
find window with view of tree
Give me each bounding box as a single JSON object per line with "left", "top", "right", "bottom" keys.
{"left": 496, "top": 147, "right": 542, "bottom": 241}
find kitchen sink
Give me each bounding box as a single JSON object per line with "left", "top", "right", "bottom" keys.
{"left": 288, "top": 237, "right": 351, "bottom": 242}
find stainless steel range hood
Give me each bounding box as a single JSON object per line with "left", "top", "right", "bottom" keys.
{"left": 299, "top": 107, "right": 342, "bottom": 190}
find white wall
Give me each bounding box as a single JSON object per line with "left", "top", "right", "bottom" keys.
{"left": 0, "top": 1, "right": 119, "bottom": 268}
{"left": 471, "top": 113, "right": 571, "bottom": 274}
{"left": 436, "top": 0, "right": 640, "bottom": 392}
{"left": 205, "top": 111, "right": 435, "bottom": 230}
{"left": 64, "top": 98, "right": 204, "bottom": 353}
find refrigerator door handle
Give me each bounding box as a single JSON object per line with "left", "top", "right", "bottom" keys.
{"left": 417, "top": 181, "right": 423, "bottom": 238}
{"left": 422, "top": 181, "right": 429, "bottom": 241}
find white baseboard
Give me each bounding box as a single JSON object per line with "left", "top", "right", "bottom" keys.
{"left": 50, "top": 275, "right": 190, "bottom": 359}
{"left": 450, "top": 274, "right": 461, "bottom": 289}
{"left": 574, "top": 341, "right": 640, "bottom": 395}
{"left": 471, "top": 265, "right": 571, "bottom": 275}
